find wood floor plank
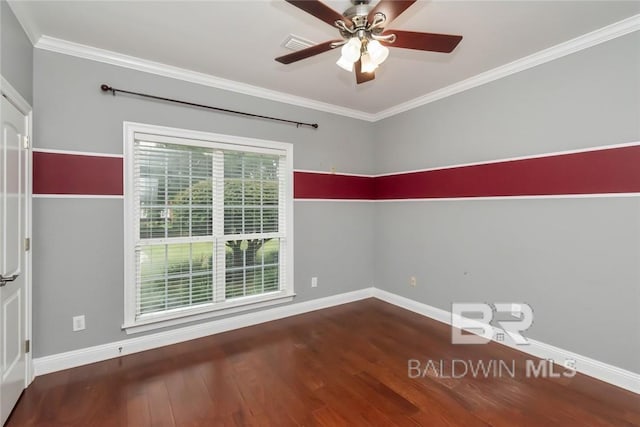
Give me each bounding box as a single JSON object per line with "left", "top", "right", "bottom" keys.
{"left": 146, "top": 379, "right": 176, "bottom": 427}
{"left": 313, "top": 379, "right": 402, "bottom": 426}
{"left": 125, "top": 389, "right": 151, "bottom": 427}
{"left": 365, "top": 359, "right": 491, "bottom": 426}
{"left": 6, "top": 299, "right": 639, "bottom": 426}
{"left": 312, "top": 405, "right": 354, "bottom": 426}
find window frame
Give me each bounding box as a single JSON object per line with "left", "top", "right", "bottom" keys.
{"left": 123, "top": 122, "right": 294, "bottom": 334}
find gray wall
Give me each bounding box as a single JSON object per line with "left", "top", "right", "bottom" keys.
{"left": 32, "top": 49, "right": 375, "bottom": 357}
{"left": 1, "top": 0, "right": 33, "bottom": 104}
{"left": 31, "top": 30, "right": 640, "bottom": 376}
{"left": 373, "top": 33, "right": 640, "bottom": 373}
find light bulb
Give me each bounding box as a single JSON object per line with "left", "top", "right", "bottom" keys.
{"left": 360, "top": 52, "right": 377, "bottom": 74}
{"left": 336, "top": 56, "right": 354, "bottom": 72}
{"left": 341, "top": 37, "right": 362, "bottom": 62}
{"left": 367, "top": 40, "right": 389, "bottom": 65}
{"left": 336, "top": 38, "right": 362, "bottom": 73}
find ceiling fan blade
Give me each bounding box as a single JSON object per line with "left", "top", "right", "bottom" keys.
{"left": 275, "top": 40, "right": 342, "bottom": 64}
{"left": 285, "top": 0, "right": 352, "bottom": 27}
{"left": 385, "top": 30, "right": 463, "bottom": 53}
{"left": 368, "top": 0, "right": 416, "bottom": 26}
{"left": 355, "top": 59, "right": 375, "bottom": 84}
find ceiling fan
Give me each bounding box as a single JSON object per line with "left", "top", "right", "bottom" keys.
{"left": 275, "top": 0, "right": 463, "bottom": 84}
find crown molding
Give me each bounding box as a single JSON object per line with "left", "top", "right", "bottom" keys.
{"left": 374, "top": 14, "right": 640, "bottom": 121}
{"left": 29, "top": 14, "right": 639, "bottom": 123}
{"left": 34, "top": 36, "right": 377, "bottom": 122}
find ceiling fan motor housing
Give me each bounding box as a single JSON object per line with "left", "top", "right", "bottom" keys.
{"left": 344, "top": 3, "right": 373, "bottom": 26}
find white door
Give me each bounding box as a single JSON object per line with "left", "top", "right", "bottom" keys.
{"left": 0, "top": 95, "right": 28, "bottom": 426}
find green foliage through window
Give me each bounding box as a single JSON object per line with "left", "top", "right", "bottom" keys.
{"left": 135, "top": 142, "right": 284, "bottom": 317}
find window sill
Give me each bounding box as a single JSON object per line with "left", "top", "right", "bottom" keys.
{"left": 122, "top": 292, "right": 295, "bottom": 334}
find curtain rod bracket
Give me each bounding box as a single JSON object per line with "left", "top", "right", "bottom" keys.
{"left": 100, "top": 83, "right": 318, "bottom": 129}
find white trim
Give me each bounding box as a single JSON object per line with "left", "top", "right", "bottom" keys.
{"left": 300, "top": 141, "right": 640, "bottom": 179}
{"left": 123, "top": 124, "right": 136, "bottom": 329}
{"left": 294, "top": 194, "right": 640, "bottom": 203}
{"left": 134, "top": 131, "right": 287, "bottom": 155}
{"left": 22, "top": 197, "right": 640, "bottom": 398}
{"left": 295, "top": 199, "right": 376, "bottom": 203}
{"left": 25, "top": 111, "right": 34, "bottom": 386}
{"left": 295, "top": 194, "right": 640, "bottom": 203}
{"left": 32, "top": 194, "right": 124, "bottom": 200}
{"left": 372, "top": 141, "right": 640, "bottom": 177}
{"left": 374, "top": 15, "right": 640, "bottom": 120}
{"left": 1, "top": 76, "right": 35, "bottom": 389}
{"left": 31, "top": 148, "right": 123, "bottom": 158}
{"left": 371, "top": 289, "right": 640, "bottom": 394}
{"left": 122, "top": 121, "right": 295, "bottom": 332}
{"left": 32, "top": 190, "right": 636, "bottom": 204}
{"left": 374, "top": 193, "right": 640, "bottom": 202}
{"left": 0, "top": 77, "right": 31, "bottom": 115}
{"left": 29, "top": 140, "right": 640, "bottom": 201}
{"left": 123, "top": 294, "right": 295, "bottom": 334}
{"left": 30, "top": 140, "right": 640, "bottom": 180}
{"left": 125, "top": 121, "right": 292, "bottom": 152}
{"left": 293, "top": 169, "right": 372, "bottom": 178}
{"left": 25, "top": 16, "right": 638, "bottom": 121}
{"left": 32, "top": 286, "right": 639, "bottom": 394}
{"left": 34, "top": 36, "right": 375, "bottom": 122}
{"left": 32, "top": 288, "right": 374, "bottom": 376}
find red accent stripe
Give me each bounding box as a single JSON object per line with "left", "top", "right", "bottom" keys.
{"left": 33, "top": 152, "right": 123, "bottom": 196}
{"left": 32, "top": 146, "right": 640, "bottom": 199}
{"left": 294, "top": 171, "right": 375, "bottom": 200}
{"left": 375, "top": 146, "right": 640, "bottom": 199}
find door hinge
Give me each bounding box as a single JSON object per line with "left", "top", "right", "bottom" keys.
{"left": 23, "top": 135, "right": 30, "bottom": 150}
{"left": 25, "top": 237, "right": 30, "bottom": 251}
{"left": 25, "top": 340, "right": 30, "bottom": 353}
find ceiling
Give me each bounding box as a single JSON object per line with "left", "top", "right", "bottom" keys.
{"left": 8, "top": 1, "right": 640, "bottom": 115}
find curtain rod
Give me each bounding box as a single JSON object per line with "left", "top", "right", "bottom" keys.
{"left": 100, "top": 84, "right": 319, "bottom": 129}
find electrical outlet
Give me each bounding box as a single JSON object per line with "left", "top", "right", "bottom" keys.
{"left": 73, "top": 315, "right": 86, "bottom": 332}
{"left": 311, "top": 277, "right": 318, "bottom": 288}
{"left": 409, "top": 276, "right": 417, "bottom": 287}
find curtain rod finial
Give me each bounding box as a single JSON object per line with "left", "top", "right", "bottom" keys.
{"left": 100, "top": 84, "right": 111, "bottom": 92}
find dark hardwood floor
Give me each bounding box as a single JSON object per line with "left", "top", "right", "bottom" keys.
{"left": 7, "top": 299, "right": 640, "bottom": 426}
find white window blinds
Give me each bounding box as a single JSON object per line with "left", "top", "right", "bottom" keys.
{"left": 134, "top": 141, "right": 216, "bottom": 316}
{"left": 125, "top": 125, "right": 292, "bottom": 330}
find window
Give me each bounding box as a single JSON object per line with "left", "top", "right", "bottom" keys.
{"left": 123, "top": 123, "right": 293, "bottom": 332}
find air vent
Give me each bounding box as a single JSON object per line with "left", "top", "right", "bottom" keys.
{"left": 282, "top": 34, "right": 315, "bottom": 51}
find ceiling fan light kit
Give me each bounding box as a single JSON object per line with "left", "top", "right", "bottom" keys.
{"left": 276, "top": 0, "right": 463, "bottom": 84}
{"left": 367, "top": 40, "right": 390, "bottom": 66}
{"left": 360, "top": 51, "right": 378, "bottom": 74}
{"left": 336, "top": 37, "right": 362, "bottom": 71}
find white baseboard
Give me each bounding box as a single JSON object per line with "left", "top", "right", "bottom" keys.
{"left": 372, "top": 288, "right": 640, "bottom": 394}
{"left": 34, "top": 286, "right": 639, "bottom": 395}
{"left": 33, "top": 288, "right": 374, "bottom": 376}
